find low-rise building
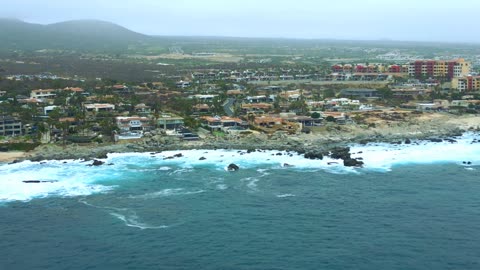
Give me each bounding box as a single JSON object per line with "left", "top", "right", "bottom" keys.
{"left": 340, "top": 89, "right": 379, "bottom": 98}
{"left": 116, "top": 117, "right": 152, "bottom": 134}
{"left": 200, "top": 116, "right": 245, "bottom": 131}
{"left": 84, "top": 103, "right": 115, "bottom": 113}
{"left": 157, "top": 114, "right": 184, "bottom": 130}
{"left": 30, "top": 89, "right": 57, "bottom": 100}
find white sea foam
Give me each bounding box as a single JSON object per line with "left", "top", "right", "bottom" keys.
{"left": 276, "top": 194, "right": 296, "bottom": 198}
{"left": 349, "top": 133, "right": 480, "bottom": 171}
{"left": 109, "top": 212, "right": 168, "bottom": 230}
{"left": 129, "top": 188, "right": 205, "bottom": 199}
{"left": 1, "top": 133, "right": 479, "bottom": 203}
{"left": 0, "top": 159, "right": 117, "bottom": 203}
{"left": 216, "top": 184, "right": 228, "bottom": 190}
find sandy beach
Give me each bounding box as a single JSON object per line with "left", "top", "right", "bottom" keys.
{"left": 0, "top": 152, "right": 27, "bottom": 163}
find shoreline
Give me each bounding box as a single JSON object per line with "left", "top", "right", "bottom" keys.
{"left": 0, "top": 151, "right": 28, "bottom": 163}
{"left": 5, "top": 114, "right": 480, "bottom": 164}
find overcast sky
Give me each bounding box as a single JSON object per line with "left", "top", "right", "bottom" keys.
{"left": 1, "top": 0, "right": 479, "bottom": 42}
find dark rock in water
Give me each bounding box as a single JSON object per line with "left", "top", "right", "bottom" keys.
{"left": 327, "top": 162, "right": 339, "bottom": 165}
{"left": 304, "top": 151, "right": 323, "bottom": 160}
{"left": 405, "top": 138, "right": 411, "bottom": 144}
{"left": 8, "top": 159, "right": 21, "bottom": 165}
{"left": 199, "top": 157, "right": 207, "bottom": 160}
{"left": 23, "top": 180, "right": 58, "bottom": 184}
{"left": 289, "top": 154, "right": 293, "bottom": 157}
{"left": 429, "top": 138, "right": 443, "bottom": 143}
{"left": 276, "top": 153, "right": 283, "bottom": 156}
{"left": 92, "top": 160, "right": 105, "bottom": 166}
{"left": 173, "top": 153, "right": 183, "bottom": 158}
{"left": 63, "top": 161, "right": 67, "bottom": 164}
{"left": 163, "top": 156, "right": 174, "bottom": 160}
{"left": 330, "top": 147, "right": 351, "bottom": 160}
{"left": 227, "top": 163, "right": 239, "bottom": 171}
{"left": 467, "top": 161, "right": 472, "bottom": 165}
{"left": 246, "top": 149, "right": 254, "bottom": 153}
{"left": 343, "top": 158, "right": 364, "bottom": 167}
{"left": 445, "top": 138, "right": 457, "bottom": 143}
{"left": 282, "top": 163, "right": 294, "bottom": 167}
{"left": 463, "top": 161, "right": 467, "bottom": 164}
{"left": 40, "top": 162, "right": 47, "bottom": 165}
{"left": 108, "top": 163, "right": 114, "bottom": 166}
{"left": 357, "top": 151, "right": 363, "bottom": 154}
{"left": 357, "top": 157, "right": 364, "bottom": 160}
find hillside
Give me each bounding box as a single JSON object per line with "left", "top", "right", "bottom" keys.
{"left": 0, "top": 18, "right": 151, "bottom": 52}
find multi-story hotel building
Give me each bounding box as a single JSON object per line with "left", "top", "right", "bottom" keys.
{"left": 452, "top": 75, "right": 480, "bottom": 92}
{"left": 408, "top": 59, "right": 470, "bottom": 79}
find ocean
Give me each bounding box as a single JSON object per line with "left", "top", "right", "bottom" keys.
{"left": 1, "top": 133, "right": 480, "bottom": 270}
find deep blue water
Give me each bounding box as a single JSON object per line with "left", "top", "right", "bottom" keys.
{"left": 1, "top": 160, "right": 480, "bottom": 270}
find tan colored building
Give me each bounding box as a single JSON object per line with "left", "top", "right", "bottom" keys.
{"left": 408, "top": 58, "right": 470, "bottom": 79}
{"left": 452, "top": 76, "right": 480, "bottom": 92}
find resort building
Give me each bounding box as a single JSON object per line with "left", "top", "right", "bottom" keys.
{"left": 452, "top": 76, "right": 480, "bottom": 92}
{"left": 408, "top": 59, "right": 471, "bottom": 79}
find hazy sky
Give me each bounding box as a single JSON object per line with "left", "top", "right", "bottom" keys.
{"left": 2, "top": 0, "right": 479, "bottom": 42}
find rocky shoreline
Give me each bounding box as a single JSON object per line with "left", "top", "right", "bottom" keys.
{"left": 14, "top": 113, "right": 479, "bottom": 167}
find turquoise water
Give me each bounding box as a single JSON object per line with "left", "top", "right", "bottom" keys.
{"left": 1, "top": 136, "right": 480, "bottom": 269}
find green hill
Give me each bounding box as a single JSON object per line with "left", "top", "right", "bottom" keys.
{"left": 0, "top": 18, "right": 151, "bottom": 52}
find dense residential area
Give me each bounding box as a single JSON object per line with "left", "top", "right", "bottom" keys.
{"left": 1, "top": 56, "right": 479, "bottom": 147}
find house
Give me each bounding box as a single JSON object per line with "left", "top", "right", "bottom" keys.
{"left": 176, "top": 81, "right": 191, "bottom": 88}
{"left": 0, "top": 116, "right": 23, "bottom": 136}
{"left": 193, "top": 104, "right": 211, "bottom": 114}
{"left": 44, "top": 105, "right": 60, "bottom": 115}
{"left": 241, "top": 103, "right": 273, "bottom": 113}
{"left": 116, "top": 117, "right": 152, "bottom": 134}
{"left": 134, "top": 103, "right": 152, "bottom": 114}
{"left": 253, "top": 116, "right": 283, "bottom": 127}
{"left": 280, "top": 113, "right": 322, "bottom": 126}
{"left": 157, "top": 114, "right": 184, "bottom": 130}
{"left": 30, "top": 89, "right": 57, "bottom": 100}
{"left": 200, "top": 116, "right": 245, "bottom": 131}
{"left": 112, "top": 85, "right": 129, "bottom": 92}
{"left": 63, "top": 87, "right": 84, "bottom": 93}
{"left": 84, "top": 103, "right": 115, "bottom": 113}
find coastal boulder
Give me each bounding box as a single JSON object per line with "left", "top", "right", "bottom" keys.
{"left": 405, "top": 138, "right": 411, "bottom": 144}
{"left": 304, "top": 151, "right": 323, "bottom": 160}
{"left": 330, "top": 147, "right": 351, "bottom": 160}
{"left": 227, "top": 163, "right": 240, "bottom": 171}
{"left": 92, "top": 160, "right": 105, "bottom": 166}
{"left": 343, "top": 158, "right": 364, "bottom": 167}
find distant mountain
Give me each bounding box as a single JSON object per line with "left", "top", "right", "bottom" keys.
{"left": 0, "top": 18, "right": 151, "bottom": 52}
